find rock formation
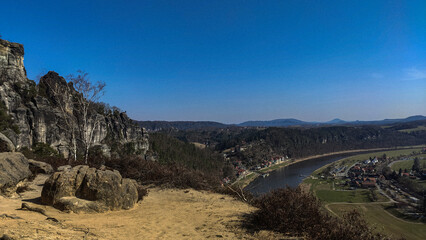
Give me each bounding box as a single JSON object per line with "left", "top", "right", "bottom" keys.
{"left": 0, "top": 132, "right": 15, "bottom": 152}
{"left": 0, "top": 152, "right": 32, "bottom": 195}
{"left": 0, "top": 39, "right": 148, "bottom": 158}
{"left": 28, "top": 159, "right": 53, "bottom": 174}
{"left": 41, "top": 165, "right": 138, "bottom": 213}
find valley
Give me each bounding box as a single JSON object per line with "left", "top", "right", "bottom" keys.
{"left": 302, "top": 147, "right": 426, "bottom": 240}
{"left": 1, "top": 3, "right": 426, "bottom": 237}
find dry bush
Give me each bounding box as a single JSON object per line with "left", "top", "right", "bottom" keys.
{"left": 16, "top": 184, "right": 33, "bottom": 194}
{"left": 22, "top": 155, "right": 70, "bottom": 171}
{"left": 103, "top": 155, "right": 221, "bottom": 191}
{"left": 136, "top": 185, "right": 148, "bottom": 202}
{"left": 249, "top": 187, "right": 390, "bottom": 240}
{"left": 250, "top": 187, "right": 323, "bottom": 237}
{"left": 24, "top": 152, "right": 221, "bottom": 191}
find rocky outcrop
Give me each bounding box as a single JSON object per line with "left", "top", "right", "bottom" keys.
{"left": 0, "top": 152, "right": 31, "bottom": 195}
{"left": 0, "top": 39, "right": 26, "bottom": 84}
{"left": 41, "top": 165, "right": 138, "bottom": 213}
{"left": 0, "top": 39, "right": 148, "bottom": 157}
{"left": 0, "top": 132, "right": 15, "bottom": 152}
{"left": 28, "top": 159, "right": 53, "bottom": 174}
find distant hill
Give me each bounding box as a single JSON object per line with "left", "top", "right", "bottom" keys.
{"left": 238, "top": 118, "right": 312, "bottom": 127}
{"left": 238, "top": 115, "right": 426, "bottom": 128}
{"left": 137, "top": 121, "right": 229, "bottom": 131}
{"left": 138, "top": 115, "right": 426, "bottom": 131}
{"left": 346, "top": 115, "right": 426, "bottom": 126}
{"left": 326, "top": 118, "right": 347, "bottom": 124}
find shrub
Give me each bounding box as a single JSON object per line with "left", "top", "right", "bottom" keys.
{"left": 36, "top": 156, "right": 71, "bottom": 170}
{"left": 32, "top": 142, "right": 60, "bottom": 158}
{"left": 16, "top": 184, "right": 33, "bottom": 194}
{"left": 136, "top": 185, "right": 148, "bottom": 202}
{"left": 251, "top": 187, "right": 324, "bottom": 236}
{"left": 249, "top": 187, "right": 389, "bottom": 240}
{"left": 21, "top": 144, "right": 69, "bottom": 170}
{"left": 102, "top": 155, "right": 221, "bottom": 191}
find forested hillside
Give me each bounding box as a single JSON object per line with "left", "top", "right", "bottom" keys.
{"left": 163, "top": 124, "right": 426, "bottom": 167}
{"left": 138, "top": 121, "right": 228, "bottom": 131}
{"left": 149, "top": 133, "right": 234, "bottom": 178}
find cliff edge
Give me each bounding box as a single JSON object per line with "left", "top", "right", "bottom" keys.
{"left": 0, "top": 39, "right": 148, "bottom": 157}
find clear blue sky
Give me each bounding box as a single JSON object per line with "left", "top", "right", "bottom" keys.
{"left": 1, "top": 0, "right": 425, "bottom": 123}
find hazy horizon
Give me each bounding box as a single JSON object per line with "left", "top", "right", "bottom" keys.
{"left": 140, "top": 114, "right": 426, "bottom": 125}
{"left": 1, "top": 0, "right": 425, "bottom": 123}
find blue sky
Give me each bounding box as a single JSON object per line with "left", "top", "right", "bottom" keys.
{"left": 1, "top": 0, "right": 425, "bottom": 123}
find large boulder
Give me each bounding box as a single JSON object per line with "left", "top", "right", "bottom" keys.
{"left": 28, "top": 159, "right": 53, "bottom": 174}
{"left": 0, "top": 152, "right": 31, "bottom": 195}
{"left": 41, "top": 165, "right": 138, "bottom": 213}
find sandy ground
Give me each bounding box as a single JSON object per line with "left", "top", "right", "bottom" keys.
{"left": 0, "top": 174, "right": 286, "bottom": 240}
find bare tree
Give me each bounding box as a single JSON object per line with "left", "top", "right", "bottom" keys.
{"left": 67, "top": 70, "right": 106, "bottom": 163}
{"left": 41, "top": 76, "right": 78, "bottom": 162}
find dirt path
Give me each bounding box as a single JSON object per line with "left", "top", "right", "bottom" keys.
{"left": 0, "top": 174, "right": 285, "bottom": 239}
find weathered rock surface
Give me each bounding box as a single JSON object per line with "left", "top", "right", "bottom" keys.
{"left": 0, "top": 39, "right": 26, "bottom": 83}
{"left": 0, "top": 39, "right": 149, "bottom": 158}
{"left": 28, "top": 159, "right": 53, "bottom": 174}
{"left": 0, "top": 152, "right": 31, "bottom": 195}
{"left": 41, "top": 165, "right": 138, "bottom": 213}
{"left": 0, "top": 133, "right": 15, "bottom": 152}
{"left": 57, "top": 165, "right": 71, "bottom": 172}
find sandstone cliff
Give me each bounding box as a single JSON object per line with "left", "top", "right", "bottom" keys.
{"left": 0, "top": 39, "right": 148, "bottom": 158}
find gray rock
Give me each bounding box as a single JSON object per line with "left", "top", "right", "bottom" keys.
{"left": 0, "top": 39, "right": 149, "bottom": 158}
{"left": 28, "top": 159, "right": 53, "bottom": 174}
{"left": 0, "top": 152, "right": 31, "bottom": 195}
{"left": 57, "top": 165, "right": 71, "bottom": 172}
{"left": 41, "top": 165, "right": 138, "bottom": 213}
{"left": 0, "top": 132, "right": 15, "bottom": 152}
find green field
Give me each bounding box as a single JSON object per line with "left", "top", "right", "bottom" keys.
{"left": 398, "top": 126, "right": 426, "bottom": 133}
{"left": 305, "top": 147, "right": 426, "bottom": 240}
{"left": 391, "top": 159, "right": 426, "bottom": 171}
{"left": 313, "top": 147, "right": 425, "bottom": 176}
{"left": 304, "top": 178, "right": 388, "bottom": 203}
{"left": 328, "top": 204, "right": 426, "bottom": 240}
{"left": 317, "top": 189, "right": 373, "bottom": 203}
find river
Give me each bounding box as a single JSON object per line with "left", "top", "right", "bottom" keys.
{"left": 245, "top": 153, "right": 354, "bottom": 195}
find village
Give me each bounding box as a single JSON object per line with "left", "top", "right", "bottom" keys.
{"left": 325, "top": 148, "right": 426, "bottom": 219}
{"left": 223, "top": 144, "right": 426, "bottom": 220}
{"left": 221, "top": 144, "right": 290, "bottom": 185}
{"left": 222, "top": 144, "right": 426, "bottom": 221}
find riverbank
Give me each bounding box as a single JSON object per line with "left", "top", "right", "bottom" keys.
{"left": 233, "top": 145, "right": 423, "bottom": 189}
{"left": 302, "top": 146, "right": 426, "bottom": 240}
